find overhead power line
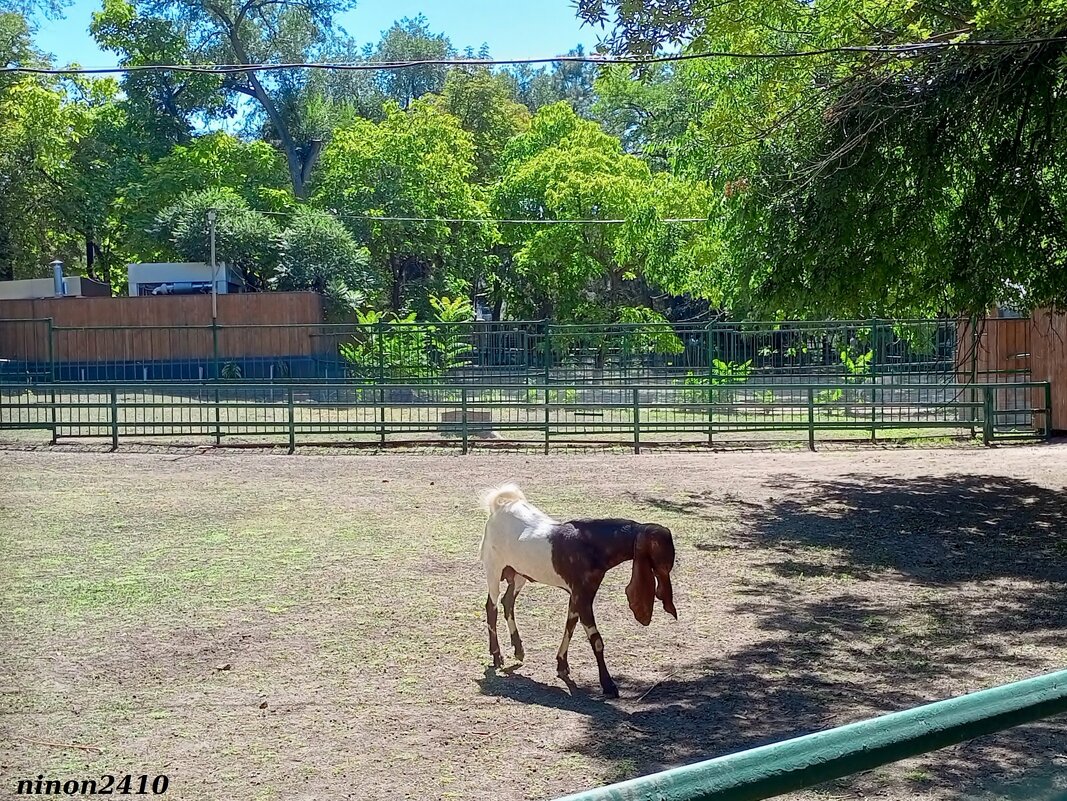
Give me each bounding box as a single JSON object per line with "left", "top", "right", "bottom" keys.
{"left": 4, "top": 36, "right": 1066, "bottom": 76}
{"left": 259, "top": 211, "right": 709, "bottom": 225}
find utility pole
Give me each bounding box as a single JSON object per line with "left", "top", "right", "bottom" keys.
{"left": 207, "top": 209, "right": 218, "bottom": 321}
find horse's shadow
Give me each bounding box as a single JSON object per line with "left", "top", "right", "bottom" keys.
{"left": 477, "top": 666, "right": 631, "bottom": 720}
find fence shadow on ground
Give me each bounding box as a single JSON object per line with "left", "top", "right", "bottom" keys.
{"left": 479, "top": 473, "right": 1067, "bottom": 799}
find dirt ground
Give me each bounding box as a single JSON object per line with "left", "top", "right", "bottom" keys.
{"left": 1, "top": 444, "right": 1065, "bottom": 801}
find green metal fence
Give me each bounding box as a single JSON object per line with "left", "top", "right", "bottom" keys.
{"left": 552, "top": 668, "right": 1067, "bottom": 801}
{"left": 0, "top": 379, "right": 1050, "bottom": 451}
{"left": 0, "top": 318, "right": 1002, "bottom": 385}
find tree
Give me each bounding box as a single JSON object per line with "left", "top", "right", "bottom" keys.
{"left": 313, "top": 100, "right": 497, "bottom": 311}
{"left": 366, "top": 15, "right": 454, "bottom": 109}
{"left": 505, "top": 46, "right": 600, "bottom": 116}
{"left": 592, "top": 62, "right": 687, "bottom": 166}
{"left": 274, "top": 206, "right": 377, "bottom": 319}
{"left": 493, "top": 102, "right": 712, "bottom": 319}
{"left": 125, "top": 131, "right": 290, "bottom": 260}
{"left": 156, "top": 188, "right": 280, "bottom": 288}
{"left": 94, "top": 0, "right": 356, "bottom": 198}
{"left": 59, "top": 78, "right": 145, "bottom": 291}
{"left": 431, "top": 69, "right": 530, "bottom": 183}
{"left": 91, "top": 0, "right": 228, "bottom": 152}
{"left": 0, "top": 18, "right": 124, "bottom": 282}
{"left": 0, "top": 0, "right": 68, "bottom": 22}
{"left": 579, "top": 0, "right": 1067, "bottom": 316}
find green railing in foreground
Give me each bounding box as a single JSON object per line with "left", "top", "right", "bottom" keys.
{"left": 0, "top": 380, "right": 1051, "bottom": 452}
{"left": 553, "top": 669, "right": 1067, "bottom": 801}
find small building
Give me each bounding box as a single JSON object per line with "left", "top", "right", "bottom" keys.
{"left": 0, "top": 275, "right": 111, "bottom": 300}
{"left": 127, "top": 262, "right": 244, "bottom": 297}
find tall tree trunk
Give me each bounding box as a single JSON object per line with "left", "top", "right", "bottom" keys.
{"left": 222, "top": 23, "right": 323, "bottom": 198}
{"left": 85, "top": 237, "right": 96, "bottom": 279}
{"left": 389, "top": 255, "right": 404, "bottom": 311}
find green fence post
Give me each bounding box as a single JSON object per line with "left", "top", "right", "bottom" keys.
{"left": 47, "top": 318, "right": 57, "bottom": 444}
{"left": 287, "top": 385, "right": 295, "bottom": 454}
{"left": 633, "top": 387, "right": 641, "bottom": 455}
{"left": 212, "top": 320, "right": 220, "bottom": 381}
{"left": 870, "top": 318, "right": 880, "bottom": 379}
{"left": 870, "top": 382, "right": 877, "bottom": 443}
{"left": 543, "top": 322, "right": 552, "bottom": 387}
{"left": 707, "top": 323, "right": 716, "bottom": 447}
{"left": 550, "top": 668, "right": 1067, "bottom": 801}
{"left": 707, "top": 321, "right": 716, "bottom": 386}
{"left": 543, "top": 385, "right": 550, "bottom": 455}
{"left": 983, "top": 386, "right": 994, "bottom": 446}
{"left": 969, "top": 315, "right": 980, "bottom": 438}
{"left": 807, "top": 387, "right": 816, "bottom": 451}
{"left": 110, "top": 387, "right": 119, "bottom": 451}
{"left": 378, "top": 386, "right": 386, "bottom": 446}
{"left": 213, "top": 385, "right": 221, "bottom": 446}
{"left": 461, "top": 386, "right": 469, "bottom": 455}
{"left": 1045, "top": 381, "right": 1053, "bottom": 438}
{"left": 377, "top": 320, "right": 386, "bottom": 385}
{"left": 707, "top": 385, "right": 715, "bottom": 447}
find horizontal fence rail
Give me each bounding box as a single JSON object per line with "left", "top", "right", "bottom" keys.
{"left": 551, "top": 668, "right": 1067, "bottom": 801}
{"left": 0, "top": 380, "right": 1051, "bottom": 451}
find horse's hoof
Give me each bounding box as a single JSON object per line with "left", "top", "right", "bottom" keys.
{"left": 492, "top": 654, "right": 504, "bottom": 668}
{"left": 514, "top": 647, "right": 525, "bottom": 663}
{"left": 602, "top": 682, "right": 620, "bottom": 699}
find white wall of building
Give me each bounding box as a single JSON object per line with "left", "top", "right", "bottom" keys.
{"left": 0, "top": 275, "right": 93, "bottom": 299}
{"left": 127, "top": 262, "right": 242, "bottom": 296}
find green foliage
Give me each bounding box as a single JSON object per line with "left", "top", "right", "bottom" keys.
{"left": 504, "top": 46, "right": 599, "bottom": 116}
{"left": 548, "top": 388, "right": 578, "bottom": 403}
{"left": 90, "top": 0, "right": 227, "bottom": 151}
{"left": 127, "top": 132, "right": 290, "bottom": 258}
{"left": 894, "top": 322, "right": 938, "bottom": 356}
{"left": 494, "top": 102, "right": 714, "bottom": 319}
{"left": 615, "top": 307, "right": 684, "bottom": 359}
{"left": 274, "top": 206, "right": 375, "bottom": 319}
{"left": 426, "top": 295, "right": 475, "bottom": 373}
{"left": 712, "top": 358, "right": 752, "bottom": 383}
{"left": 675, "top": 356, "right": 751, "bottom": 405}
{"left": 816, "top": 388, "right": 844, "bottom": 405}
{"left": 0, "top": 46, "right": 135, "bottom": 283}
{"left": 677, "top": 371, "right": 712, "bottom": 405}
{"left": 840, "top": 349, "right": 874, "bottom": 382}
{"left": 156, "top": 188, "right": 280, "bottom": 288}
{"left": 583, "top": 0, "right": 1067, "bottom": 316}
{"left": 592, "top": 63, "right": 687, "bottom": 165}
{"left": 0, "top": 74, "right": 82, "bottom": 279}
{"left": 339, "top": 309, "right": 430, "bottom": 379}
{"left": 94, "top": 0, "right": 356, "bottom": 197}
{"left": 314, "top": 101, "right": 497, "bottom": 310}
{"left": 2, "top": 0, "right": 68, "bottom": 21}
{"left": 338, "top": 295, "right": 475, "bottom": 379}
{"left": 432, "top": 69, "right": 530, "bottom": 183}
{"left": 368, "top": 16, "right": 453, "bottom": 108}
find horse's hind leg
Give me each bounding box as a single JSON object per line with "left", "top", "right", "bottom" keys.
{"left": 501, "top": 566, "right": 528, "bottom": 662}
{"left": 485, "top": 563, "right": 503, "bottom": 668}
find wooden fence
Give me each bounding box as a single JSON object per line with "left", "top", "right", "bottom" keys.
{"left": 0, "top": 292, "right": 325, "bottom": 363}
{"left": 955, "top": 309, "right": 1065, "bottom": 433}
{"left": 1030, "top": 310, "right": 1067, "bottom": 432}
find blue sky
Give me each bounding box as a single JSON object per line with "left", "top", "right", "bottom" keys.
{"left": 33, "top": 0, "right": 604, "bottom": 67}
